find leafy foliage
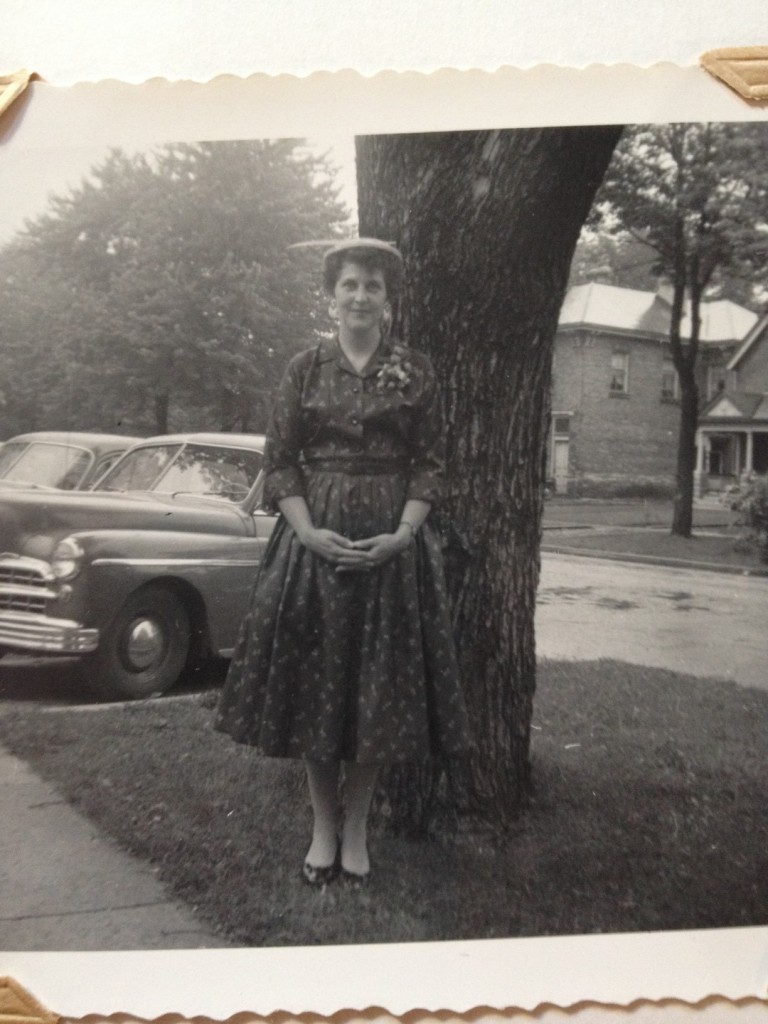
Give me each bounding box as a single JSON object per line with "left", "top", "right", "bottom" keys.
{"left": 569, "top": 231, "right": 661, "bottom": 291}
{"left": 595, "top": 123, "right": 768, "bottom": 299}
{"left": 727, "top": 473, "right": 768, "bottom": 563}
{"left": 0, "top": 140, "right": 347, "bottom": 437}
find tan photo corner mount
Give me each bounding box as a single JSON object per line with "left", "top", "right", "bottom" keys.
{"left": 0, "top": 69, "right": 35, "bottom": 118}
{"left": 700, "top": 46, "right": 768, "bottom": 101}
{"left": 0, "top": 977, "right": 59, "bottom": 1024}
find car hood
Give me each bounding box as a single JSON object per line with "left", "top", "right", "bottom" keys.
{"left": 0, "top": 489, "right": 252, "bottom": 557}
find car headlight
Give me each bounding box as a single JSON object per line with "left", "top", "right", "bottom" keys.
{"left": 51, "top": 537, "right": 85, "bottom": 580}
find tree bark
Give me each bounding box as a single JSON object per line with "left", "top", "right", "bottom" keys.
{"left": 672, "top": 378, "right": 698, "bottom": 536}
{"left": 356, "top": 127, "right": 622, "bottom": 829}
{"left": 669, "top": 267, "right": 701, "bottom": 538}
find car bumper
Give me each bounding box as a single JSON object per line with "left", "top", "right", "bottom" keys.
{"left": 0, "top": 611, "right": 99, "bottom": 654}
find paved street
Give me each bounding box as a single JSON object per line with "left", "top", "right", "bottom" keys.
{"left": 537, "top": 552, "right": 768, "bottom": 689}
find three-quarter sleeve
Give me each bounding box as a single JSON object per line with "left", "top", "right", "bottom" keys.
{"left": 262, "top": 355, "right": 307, "bottom": 511}
{"left": 405, "top": 355, "right": 446, "bottom": 505}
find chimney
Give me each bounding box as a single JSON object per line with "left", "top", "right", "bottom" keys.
{"left": 655, "top": 273, "right": 677, "bottom": 306}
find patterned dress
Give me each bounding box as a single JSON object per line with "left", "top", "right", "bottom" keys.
{"left": 215, "top": 335, "right": 471, "bottom": 764}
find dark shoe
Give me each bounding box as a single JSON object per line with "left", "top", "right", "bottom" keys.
{"left": 340, "top": 866, "right": 370, "bottom": 888}
{"left": 301, "top": 843, "right": 341, "bottom": 887}
{"left": 301, "top": 861, "right": 340, "bottom": 887}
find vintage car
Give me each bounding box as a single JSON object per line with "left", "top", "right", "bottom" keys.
{"left": 0, "top": 431, "right": 141, "bottom": 491}
{"left": 0, "top": 432, "right": 274, "bottom": 700}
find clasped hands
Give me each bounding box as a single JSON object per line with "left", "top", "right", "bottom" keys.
{"left": 298, "top": 525, "right": 411, "bottom": 573}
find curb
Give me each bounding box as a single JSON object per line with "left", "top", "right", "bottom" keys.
{"left": 540, "top": 544, "right": 768, "bottom": 578}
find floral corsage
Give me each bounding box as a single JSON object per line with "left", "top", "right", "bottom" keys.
{"left": 375, "top": 343, "right": 413, "bottom": 392}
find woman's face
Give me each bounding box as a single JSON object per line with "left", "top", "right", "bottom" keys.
{"left": 333, "top": 260, "right": 388, "bottom": 335}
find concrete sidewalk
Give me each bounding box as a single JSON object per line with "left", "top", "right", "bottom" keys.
{"left": 0, "top": 745, "right": 230, "bottom": 950}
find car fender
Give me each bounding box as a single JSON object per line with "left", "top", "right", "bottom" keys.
{"left": 53, "top": 526, "right": 273, "bottom": 655}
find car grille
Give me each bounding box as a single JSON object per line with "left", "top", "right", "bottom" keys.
{"left": 0, "top": 590, "right": 47, "bottom": 614}
{"left": 0, "top": 563, "right": 47, "bottom": 588}
{"left": 0, "top": 558, "right": 54, "bottom": 615}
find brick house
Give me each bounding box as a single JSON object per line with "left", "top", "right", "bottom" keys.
{"left": 695, "top": 313, "right": 768, "bottom": 494}
{"left": 549, "top": 281, "right": 758, "bottom": 494}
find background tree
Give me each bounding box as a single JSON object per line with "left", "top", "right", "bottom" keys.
{"left": 569, "top": 230, "right": 660, "bottom": 290}
{"left": 0, "top": 140, "right": 347, "bottom": 437}
{"left": 0, "top": 243, "right": 69, "bottom": 432}
{"left": 590, "top": 122, "right": 768, "bottom": 536}
{"left": 356, "top": 127, "right": 622, "bottom": 828}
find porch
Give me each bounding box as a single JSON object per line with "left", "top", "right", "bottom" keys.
{"left": 694, "top": 426, "right": 768, "bottom": 496}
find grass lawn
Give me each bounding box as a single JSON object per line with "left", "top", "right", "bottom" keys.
{"left": 541, "top": 528, "right": 765, "bottom": 572}
{"left": 1, "top": 659, "right": 766, "bottom": 947}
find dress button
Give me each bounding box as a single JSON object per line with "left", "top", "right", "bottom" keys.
{"left": 351, "top": 417, "right": 359, "bottom": 425}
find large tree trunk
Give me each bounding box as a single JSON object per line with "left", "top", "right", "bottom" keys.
{"left": 356, "top": 127, "right": 622, "bottom": 829}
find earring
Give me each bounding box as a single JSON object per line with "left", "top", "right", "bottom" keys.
{"left": 328, "top": 299, "right": 339, "bottom": 321}
{"left": 380, "top": 303, "right": 392, "bottom": 337}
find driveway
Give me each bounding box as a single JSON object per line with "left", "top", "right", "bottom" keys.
{"left": 536, "top": 552, "right": 768, "bottom": 690}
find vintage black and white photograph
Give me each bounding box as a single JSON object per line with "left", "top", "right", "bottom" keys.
{"left": 1, "top": 88, "right": 767, "bottom": 971}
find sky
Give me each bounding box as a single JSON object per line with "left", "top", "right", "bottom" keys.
{"left": 0, "top": 135, "right": 358, "bottom": 247}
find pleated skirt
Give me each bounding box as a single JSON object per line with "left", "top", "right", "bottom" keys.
{"left": 215, "top": 469, "right": 471, "bottom": 763}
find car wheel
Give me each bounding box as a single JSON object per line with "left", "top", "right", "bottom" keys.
{"left": 86, "top": 585, "right": 191, "bottom": 700}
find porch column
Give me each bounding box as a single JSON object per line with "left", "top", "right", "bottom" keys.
{"left": 745, "top": 430, "right": 755, "bottom": 474}
{"left": 695, "top": 429, "right": 706, "bottom": 472}
{"left": 694, "top": 429, "right": 706, "bottom": 497}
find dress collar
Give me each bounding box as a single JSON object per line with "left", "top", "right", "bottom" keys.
{"left": 317, "top": 334, "right": 394, "bottom": 377}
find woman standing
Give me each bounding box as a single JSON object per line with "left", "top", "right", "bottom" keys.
{"left": 216, "top": 239, "right": 470, "bottom": 885}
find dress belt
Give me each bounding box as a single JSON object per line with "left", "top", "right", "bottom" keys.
{"left": 302, "top": 458, "right": 409, "bottom": 475}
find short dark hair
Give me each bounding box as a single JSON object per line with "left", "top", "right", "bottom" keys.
{"left": 323, "top": 246, "right": 403, "bottom": 299}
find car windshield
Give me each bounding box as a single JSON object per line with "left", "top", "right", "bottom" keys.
{"left": 0, "top": 443, "right": 25, "bottom": 476}
{"left": 99, "top": 443, "right": 263, "bottom": 501}
{"left": 0, "top": 441, "right": 92, "bottom": 488}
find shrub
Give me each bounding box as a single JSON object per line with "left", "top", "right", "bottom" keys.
{"left": 726, "top": 474, "right": 768, "bottom": 563}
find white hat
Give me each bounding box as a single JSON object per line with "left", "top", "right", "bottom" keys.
{"left": 288, "top": 237, "right": 403, "bottom": 265}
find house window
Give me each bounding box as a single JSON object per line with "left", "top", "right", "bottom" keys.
{"left": 661, "top": 356, "right": 679, "bottom": 400}
{"left": 609, "top": 351, "right": 629, "bottom": 394}
{"left": 553, "top": 415, "right": 571, "bottom": 436}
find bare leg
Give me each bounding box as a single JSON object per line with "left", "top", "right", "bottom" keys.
{"left": 304, "top": 760, "right": 341, "bottom": 868}
{"left": 341, "top": 761, "right": 379, "bottom": 876}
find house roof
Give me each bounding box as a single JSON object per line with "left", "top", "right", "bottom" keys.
{"left": 559, "top": 282, "right": 758, "bottom": 345}
{"left": 727, "top": 313, "right": 768, "bottom": 370}
{"left": 699, "top": 391, "right": 768, "bottom": 423}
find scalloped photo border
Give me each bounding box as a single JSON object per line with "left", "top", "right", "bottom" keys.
{"left": 0, "top": 62, "right": 767, "bottom": 1022}
{"left": 3, "top": 978, "right": 768, "bottom": 1024}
